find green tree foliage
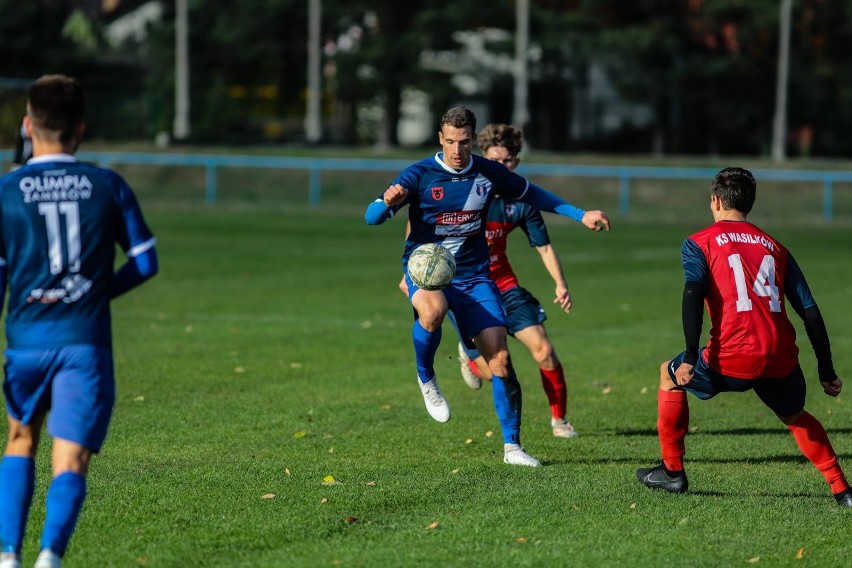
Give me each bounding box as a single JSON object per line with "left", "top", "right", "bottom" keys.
{"left": 145, "top": 0, "right": 311, "bottom": 142}
{"left": 586, "top": 0, "right": 852, "bottom": 156}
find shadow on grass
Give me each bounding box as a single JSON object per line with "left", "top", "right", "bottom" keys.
{"left": 614, "top": 427, "right": 852, "bottom": 436}
{"left": 687, "top": 489, "right": 826, "bottom": 500}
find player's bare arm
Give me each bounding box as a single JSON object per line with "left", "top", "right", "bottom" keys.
{"left": 582, "top": 210, "right": 610, "bottom": 232}
{"left": 536, "top": 244, "right": 572, "bottom": 314}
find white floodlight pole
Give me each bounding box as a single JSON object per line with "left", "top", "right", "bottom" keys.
{"left": 174, "top": 0, "right": 191, "bottom": 140}
{"left": 305, "top": 0, "right": 322, "bottom": 143}
{"left": 512, "top": 0, "right": 530, "bottom": 131}
{"left": 771, "top": 0, "right": 792, "bottom": 162}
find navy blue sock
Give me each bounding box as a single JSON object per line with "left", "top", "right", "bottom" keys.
{"left": 492, "top": 371, "right": 523, "bottom": 444}
{"left": 412, "top": 320, "right": 442, "bottom": 382}
{"left": 0, "top": 456, "right": 36, "bottom": 554}
{"left": 40, "top": 472, "right": 87, "bottom": 557}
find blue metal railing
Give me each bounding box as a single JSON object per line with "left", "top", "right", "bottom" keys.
{"left": 73, "top": 151, "right": 852, "bottom": 221}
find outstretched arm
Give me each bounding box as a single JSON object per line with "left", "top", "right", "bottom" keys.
{"left": 520, "top": 183, "right": 610, "bottom": 231}
{"left": 365, "top": 184, "right": 409, "bottom": 225}
{"left": 535, "top": 244, "right": 571, "bottom": 314}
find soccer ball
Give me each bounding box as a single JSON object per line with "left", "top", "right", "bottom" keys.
{"left": 407, "top": 243, "right": 456, "bottom": 291}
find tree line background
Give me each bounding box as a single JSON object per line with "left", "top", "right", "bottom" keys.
{"left": 1, "top": 0, "right": 851, "bottom": 158}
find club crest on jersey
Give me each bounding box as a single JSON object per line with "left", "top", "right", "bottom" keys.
{"left": 431, "top": 186, "right": 444, "bottom": 200}
{"left": 475, "top": 183, "right": 487, "bottom": 197}
{"left": 504, "top": 203, "right": 516, "bottom": 217}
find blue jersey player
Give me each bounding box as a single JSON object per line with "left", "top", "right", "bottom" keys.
{"left": 0, "top": 75, "right": 158, "bottom": 568}
{"left": 366, "top": 107, "right": 609, "bottom": 467}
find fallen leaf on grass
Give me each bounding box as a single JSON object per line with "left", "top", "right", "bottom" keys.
{"left": 640, "top": 387, "right": 648, "bottom": 394}
{"left": 602, "top": 386, "right": 612, "bottom": 395}
{"left": 795, "top": 548, "right": 805, "bottom": 560}
{"left": 516, "top": 537, "right": 527, "bottom": 543}
{"left": 629, "top": 503, "right": 637, "bottom": 509}
{"left": 322, "top": 475, "right": 341, "bottom": 485}
{"left": 261, "top": 493, "right": 275, "bottom": 499}
{"left": 134, "top": 396, "right": 145, "bottom": 402}
{"left": 451, "top": 469, "right": 460, "bottom": 474}
{"left": 293, "top": 431, "right": 306, "bottom": 438}
{"left": 485, "top": 431, "right": 493, "bottom": 438}
{"left": 747, "top": 557, "right": 760, "bottom": 564}
{"left": 381, "top": 404, "right": 392, "bottom": 411}
{"left": 427, "top": 521, "right": 440, "bottom": 530}
{"left": 284, "top": 468, "right": 291, "bottom": 476}
{"left": 234, "top": 367, "right": 245, "bottom": 373}
{"left": 343, "top": 516, "right": 358, "bottom": 524}
{"left": 290, "top": 362, "right": 302, "bottom": 369}
{"left": 366, "top": 481, "right": 377, "bottom": 487}
{"left": 328, "top": 447, "right": 334, "bottom": 454}
{"left": 465, "top": 438, "right": 473, "bottom": 445}
{"left": 321, "top": 497, "right": 329, "bottom": 503}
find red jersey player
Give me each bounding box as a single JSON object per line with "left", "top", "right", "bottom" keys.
{"left": 636, "top": 167, "right": 851, "bottom": 507}
{"left": 452, "top": 123, "right": 578, "bottom": 439}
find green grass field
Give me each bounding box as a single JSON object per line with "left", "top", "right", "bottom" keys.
{"left": 3, "top": 169, "right": 852, "bottom": 566}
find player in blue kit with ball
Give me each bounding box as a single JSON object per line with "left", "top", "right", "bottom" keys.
{"left": 0, "top": 75, "right": 158, "bottom": 568}
{"left": 366, "top": 106, "right": 609, "bottom": 466}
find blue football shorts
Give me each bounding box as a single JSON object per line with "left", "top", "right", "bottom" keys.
{"left": 667, "top": 348, "right": 806, "bottom": 417}
{"left": 501, "top": 285, "right": 547, "bottom": 336}
{"left": 3, "top": 345, "right": 116, "bottom": 452}
{"left": 446, "top": 285, "right": 547, "bottom": 360}
{"left": 406, "top": 271, "right": 506, "bottom": 350}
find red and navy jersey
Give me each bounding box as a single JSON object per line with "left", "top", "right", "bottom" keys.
{"left": 485, "top": 197, "right": 549, "bottom": 292}
{"left": 383, "top": 153, "right": 530, "bottom": 279}
{"left": 683, "top": 220, "right": 813, "bottom": 378}
{"left": 0, "top": 155, "right": 155, "bottom": 349}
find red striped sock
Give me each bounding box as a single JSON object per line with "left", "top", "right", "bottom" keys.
{"left": 658, "top": 389, "right": 689, "bottom": 472}
{"left": 539, "top": 365, "right": 566, "bottom": 419}
{"left": 788, "top": 411, "right": 850, "bottom": 495}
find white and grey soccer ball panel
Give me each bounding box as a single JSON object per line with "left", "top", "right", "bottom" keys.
{"left": 407, "top": 243, "right": 456, "bottom": 291}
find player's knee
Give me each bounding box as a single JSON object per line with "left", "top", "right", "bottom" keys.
{"left": 659, "top": 361, "right": 674, "bottom": 390}
{"left": 415, "top": 303, "right": 446, "bottom": 331}
{"left": 777, "top": 409, "right": 804, "bottom": 426}
{"left": 533, "top": 342, "right": 557, "bottom": 368}
{"left": 5, "top": 428, "right": 40, "bottom": 457}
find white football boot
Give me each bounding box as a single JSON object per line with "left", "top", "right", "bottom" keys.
{"left": 33, "top": 549, "right": 61, "bottom": 568}
{"left": 552, "top": 418, "right": 579, "bottom": 438}
{"left": 457, "top": 342, "right": 482, "bottom": 390}
{"left": 503, "top": 444, "right": 542, "bottom": 467}
{"left": 417, "top": 376, "right": 450, "bottom": 423}
{"left": 0, "top": 553, "right": 21, "bottom": 568}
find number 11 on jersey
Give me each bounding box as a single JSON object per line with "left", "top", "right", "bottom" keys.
{"left": 38, "top": 201, "right": 81, "bottom": 275}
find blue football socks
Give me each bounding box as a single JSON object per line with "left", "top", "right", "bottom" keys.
{"left": 40, "top": 471, "right": 87, "bottom": 557}
{"left": 413, "top": 320, "right": 442, "bottom": 382}
{"left": 0, "top": 456, "right": 36, "bottom": 554}
{"left": 492, "top": 371, "right": 523, "bottom": 444}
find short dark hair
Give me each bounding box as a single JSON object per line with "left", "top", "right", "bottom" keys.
{"left": 440, "top": 106, "right": 476, "bottom": 132}
{"left": 27, "top": 74, "right": 86, "bottom": 145}
{"left": 711, "top": 167, "right": 756, "bottom": 214}
{"left": 478, "top": 123, "right": 523, "bottom": 157}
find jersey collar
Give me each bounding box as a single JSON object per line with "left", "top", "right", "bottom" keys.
{"left": 434, "top": 152, "right": 473, "bottom": 175}
{"left": 28, "top": 154, "right": 77, "bottom": 164}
